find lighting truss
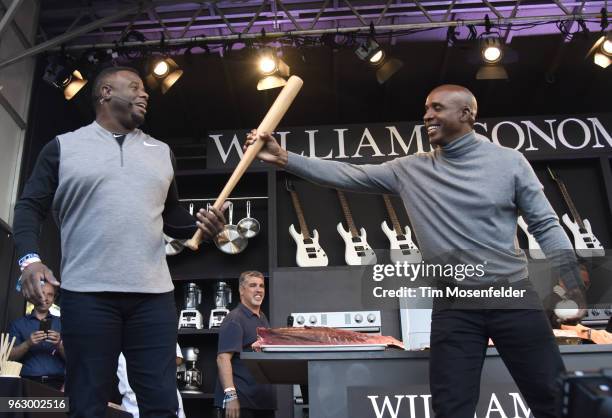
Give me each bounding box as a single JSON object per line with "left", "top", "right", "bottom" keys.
{"left": 0, "top": 1, "right": 608, "bottom": 70}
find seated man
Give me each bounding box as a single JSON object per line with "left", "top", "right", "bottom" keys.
{"left": 8, "top": 281, "right": 65, "bottom": 390}
{"left": 215, "top": 270, "right": 276, "bottom": 418}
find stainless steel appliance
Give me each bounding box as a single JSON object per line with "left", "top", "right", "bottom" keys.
{"left": 177, "top": 347, "right": 202, "bottom": 393}
{"left": 178, "top": 282, "right": 204, "bottom": 329}
{"left": 289, "top": 310, "right": 382, "bottom": 333}
{"left": 581, "top": 305, "right": 612, "bottom": 327}
{"left": 209, "top": 281, "right": 232, "bottom": 328}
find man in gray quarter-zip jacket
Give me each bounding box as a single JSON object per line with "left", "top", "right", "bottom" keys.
{"left": 13, "top": 66, "right": 226, "bottom": 418}
{"left": 243, "top": 85, "right": 587, "bottom": 418}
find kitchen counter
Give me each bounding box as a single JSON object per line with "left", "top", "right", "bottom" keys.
{"left": 243, "top": 344, "right": 612, "bottom": 418}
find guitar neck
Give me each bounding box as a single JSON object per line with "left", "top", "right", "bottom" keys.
{"left": 289, "top": 190, "right": 312, "bottom": 239}
{"left": 336, "top": 190, "right": 359, "bottom": 237}
{"left": 557, "top": 180, "right": 585, "bottom": 229}
{"left": 548, "top": 167, "right": 586, "bottom": 230}
{"left": 382, "top": 195, "right": 403, "bottom": 235}
{"left": 554, "top": 179, "right": 585, "bottom": 230}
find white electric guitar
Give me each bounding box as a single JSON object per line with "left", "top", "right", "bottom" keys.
{"left": 336, "top": 190, "right": 377, "bottom": 265}
{"left": 286, "top": 180, "right": 328, "bottom": 267}
{"left": 516, "top": 215, "right": 545, "bottom": 259}
{"left": 548, "top": 167, "right": 605, "bottom": 258}
{"left": 381, "top": 195, "right": 422, "bottom": 263}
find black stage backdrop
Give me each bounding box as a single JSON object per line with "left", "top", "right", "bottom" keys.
{"left": 3, "top": 34, "right": 612, "bottom": 326}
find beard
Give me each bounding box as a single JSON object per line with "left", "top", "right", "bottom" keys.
{"left": 130, "top": 110, "right": 145, "bottom": 127}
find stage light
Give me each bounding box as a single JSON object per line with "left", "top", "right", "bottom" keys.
{"left": 63, "top": 70, "right": 87, "bottom": 100}
{"left": 476, "top": 36, "right": 508, "bottom": 80}
{"left": 603, "top": 38, "right": 612, "bottom": 54}
{"left": 42, "top": 57, "right": 88, "bottom": 100}
{"left": 481, "top": 38, "right": 503, "bottom": 64}
{"left": 354, "top": 38, "right": 403, "bottom": 84}
{"left": 258, "top": 51, "right": 278, "bottom": 75}
{"left": 146, "top": 57, "right": 183, "bottom": 94}
{"left": 153, "top": 59, "right": 169, "bottom": 77}
{"left": 483, "top": 45, "right": 502, "bottom": 63}
{"left": 355, "top": 38, "right": 383, "bottom": 63}
{"left": 586, "top": 34, "right": 612, "bottom": 68}
{"left": 375, "top": 58, "right": 403, "bottom": 84}
{"left": 594, "top": 52, "right": 611, "bottom": 68}
{"left": 370, "top": 50, "right": 384, "bottom": 64}
{"left": 256, "top": 49, "right": 290, "bottom": 91}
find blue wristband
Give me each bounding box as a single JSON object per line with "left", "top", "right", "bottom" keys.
{"left": 18, "top": 253, "right": 40, "bottom": 268}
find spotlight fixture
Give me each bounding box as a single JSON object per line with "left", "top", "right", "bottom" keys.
{"left": 482, "top": 38, "right": 503, "bottom": 64}
{"left": 256, "top": 49, "right": 290, "bottom": 91}
{"left": 145, "top": 57, "right": 183, "bottom": 94}
{"left": 354, "top": 38, "right": 403, "bottom": 84}
{"left": 62, "top": 70, "right": 87, "bottom": 100}
{"left": 258, "top": 49, "right": 278, "bottom": 75}
{"left": 604, "top": 38, "right": 612, "bottom": 54}
{"left": 354, "top": 38, "right": 383, "bottom": 63}
{"left": 153, "top": 59, "right": 170, "bottom": 77}
{"left": 586, "top": 34, "right": 612, "bottom": 69}
{"left": 476, "top": 35, "right": 508, "bottom": 80}
{"left": 42, "top": 57, "right": 88, "bottom": 100}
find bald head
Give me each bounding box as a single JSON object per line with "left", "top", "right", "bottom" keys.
{"left": 423, "top": 84, "right": 478, "bottom": 146}
{"left": 429, "top": 85, "right": 478, "bottom": 126}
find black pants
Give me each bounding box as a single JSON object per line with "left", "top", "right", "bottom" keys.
{"left": 61, "top": 290, "right": 179, "bottom": 418}
{"left": 429, "top": 306, "right": 565, "bottom": 418}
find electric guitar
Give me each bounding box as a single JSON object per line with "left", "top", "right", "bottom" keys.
{"left": 548, "top": 167, "right": 605, "bottom": 257}
{"left": 516, "top": 215, "right": 545, "bottom": 259}
{"left": 336, "top": 190, "right": 377, "bottom": 265}
{"left": 286, "top": 180, "right": 329, "bottom": 267}
{"left": 381, "top": 195, "right": 422, "bottom": 263}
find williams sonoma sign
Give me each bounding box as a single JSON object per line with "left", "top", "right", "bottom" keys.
{"left": 206, "top": 113, "right": 612, "bottom": 169}
{"left": 348, "top": 385, "right": 535, "bottom": 418}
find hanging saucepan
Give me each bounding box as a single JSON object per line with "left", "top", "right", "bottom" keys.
{"left": 164, "top": 234, "right": 184, "bottom": 256}
{"left": 164, "top": 203, "right": 195, "bottom": 256}
{"left": 237, "top": 200, "right": 260, "bottom": 239}
{"left": 214, "top": 201, "right": 248, "bottom": 254}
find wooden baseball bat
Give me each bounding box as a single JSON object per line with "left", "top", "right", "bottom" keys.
{"left": 184, "top": 75, "right": 304, "bottom": 250}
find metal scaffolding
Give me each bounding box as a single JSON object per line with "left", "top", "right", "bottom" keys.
{"left": 0, "top": 1, "right": 608, "bottom": 70}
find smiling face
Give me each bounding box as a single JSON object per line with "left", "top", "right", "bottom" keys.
{"left": 100, "top": 70, "right": 149, "bottom": 130}
{"left": 423, "top": 85, "right": 477, "bottom": 147}
{"left": 239, "top": 274, "right": 265, "bottom": 311}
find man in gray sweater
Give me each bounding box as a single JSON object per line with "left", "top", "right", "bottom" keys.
{"left": 244, "top": 84, "right": 585, "bottom": 418}
{"left": 14, "top": 67, "right": 226, "bottom": 418}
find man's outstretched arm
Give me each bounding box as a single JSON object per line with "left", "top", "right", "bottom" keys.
{"left": 244, "top": 130, "right": 402, "bottom": 195}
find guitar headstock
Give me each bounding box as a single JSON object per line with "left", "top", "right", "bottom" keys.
{"left": 547, "top": 166, "right": 559, "bottom": 181}
{"left": 285, "top": 177, "right": 296, "bottom": 193}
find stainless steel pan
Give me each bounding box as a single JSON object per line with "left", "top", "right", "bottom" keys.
{"left": 214, "top": 202, "right": 248, "bottom": 254}
{"left": 237, "top": 200, "right": 260, "bottom": 238}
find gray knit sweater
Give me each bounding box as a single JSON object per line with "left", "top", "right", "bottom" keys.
{"left": 286, "top": 131, "right": 581, "bottom": 288}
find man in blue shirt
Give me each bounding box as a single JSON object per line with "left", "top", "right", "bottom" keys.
{"left": 215, "top": 271, "right": 276, "bottom": 418}
{"left": 9, "top": 281, "right": 65, "bottom": 390}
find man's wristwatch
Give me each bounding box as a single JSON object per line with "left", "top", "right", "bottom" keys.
{"left": 223, "top": 388, "right": 238, "bottom": 408}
